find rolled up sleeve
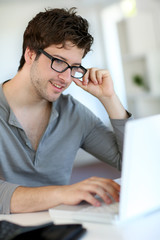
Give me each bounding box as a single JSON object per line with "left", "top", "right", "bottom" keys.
{"left": 0, "top": 180, "right": 19, "bottom": 214}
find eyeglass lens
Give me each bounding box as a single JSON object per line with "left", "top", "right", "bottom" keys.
{"left": 52, "top": 59, "right": 85, "bottom": 78}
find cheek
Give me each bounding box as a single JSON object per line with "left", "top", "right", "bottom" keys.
{"left": 68, "top": 80, "right": 73, "bottom": 87}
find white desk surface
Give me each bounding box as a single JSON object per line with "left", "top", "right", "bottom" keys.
{"left": 1, "top": 209, "right": 160, "bottom": 240}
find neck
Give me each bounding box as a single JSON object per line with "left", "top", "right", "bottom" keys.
{"left": 3, "top": 70, "right": 52, "bottom": 151}
{"left": 3, "top": 70, "right": 50, "bottom": 110}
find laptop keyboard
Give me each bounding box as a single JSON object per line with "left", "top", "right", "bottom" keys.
{"left": 49, "top": 199, "right": 120, "bottom": 224}
{"left": 72, "top": 202, "right": 119, "bottom": 224}
{"left": 79, "top": 202, "right": 119, "bottom": 214}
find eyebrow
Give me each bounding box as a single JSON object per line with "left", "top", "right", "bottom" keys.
{"left": 53, "top": 54, "right": 81, "bottom": 66}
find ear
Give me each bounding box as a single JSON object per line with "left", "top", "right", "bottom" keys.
{"left": 24, "top": 47, "right": 36, "bottom": 65}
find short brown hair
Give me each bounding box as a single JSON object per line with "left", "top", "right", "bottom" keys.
{"left": 18, "top": 7, "right": 93, "bottom": 70}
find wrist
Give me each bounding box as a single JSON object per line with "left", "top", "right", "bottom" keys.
{"left": 99, "top": 94, "right": 128, "bottom": 119}
{"left": 98, "top": 92, "right": 117, "bottom": 105}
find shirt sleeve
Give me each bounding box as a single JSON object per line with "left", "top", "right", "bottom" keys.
{"left": 81, "top": 111, "right": 133, "bottom": 171}
{"left": 0, "top": 180, "right": 19, "bottom": 214}
{"left": 110, "top": 111, "right": 133, "bottom": 154}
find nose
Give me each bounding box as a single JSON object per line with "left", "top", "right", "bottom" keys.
{"left": 58, "top": 68, "right": 72, "bottom": 84}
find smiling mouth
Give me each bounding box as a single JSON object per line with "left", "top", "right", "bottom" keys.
{"left": 53, "top": 83, "right": 62, "bottom": 89}
{"left": 50, "top": 81, "right": 64, "bottom": 90}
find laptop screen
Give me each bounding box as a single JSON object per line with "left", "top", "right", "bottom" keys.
{"left": 120, "top": 114, "right": 160, "bottom": 222}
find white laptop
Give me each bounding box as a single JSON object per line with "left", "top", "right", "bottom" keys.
{"left": 49, "top": 114, "right": 160, "bottom": 224}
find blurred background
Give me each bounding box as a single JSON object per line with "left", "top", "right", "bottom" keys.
{"left": 1, "top": 0, "right": 160, "bottom": 180}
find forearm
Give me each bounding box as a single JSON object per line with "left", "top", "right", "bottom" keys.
{"left": 98, "top": 93, "right": 129, "bottom": 119}
{"left": 10, "top": 185, "right": 62, "bottom": 213}
{"left": 10, "top": 177, "right": 121, "bottom": 214}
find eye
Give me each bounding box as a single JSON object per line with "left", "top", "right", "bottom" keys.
{"left": 54, "top": 58, "right": 64, "bottom": 65}
{"left": 54, "top": 58, "right": 68, "bottom": 69}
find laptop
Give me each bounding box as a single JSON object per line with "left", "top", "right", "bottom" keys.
{"left": 49, "top": 114, "right": 160, "bottom": 224}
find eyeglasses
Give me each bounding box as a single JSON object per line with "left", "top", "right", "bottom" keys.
{"left": 39, "top": 49, "right": 87, "bottom": 79}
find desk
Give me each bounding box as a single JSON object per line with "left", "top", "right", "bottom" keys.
{"left": 1, "top": 210, "right": 160, "bottom": 240}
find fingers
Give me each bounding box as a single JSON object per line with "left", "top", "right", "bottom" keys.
{"left": 63, "top": 177, "right": 120, "bottom": 207}
{"left": 76, "top": 191, "right": 102, "bottom": 207}
{"left": 73, "top": 68, "right": 114, "bottom": 99}
{"left": 83, "top": 68, "right": 98, "bottom": 85}
{"left": 82, "top": 68, "right": 109, "bottom": 86}
{"left": 82, "top": 177, "right": 120, "bottom": 204}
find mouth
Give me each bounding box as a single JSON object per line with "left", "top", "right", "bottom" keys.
{"left": 50, "top": 81, "right": 64, "bottom": 91}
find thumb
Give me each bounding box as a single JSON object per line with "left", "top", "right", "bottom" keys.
{"left": 73, "top": 78, "right": 88, "bottom": 90}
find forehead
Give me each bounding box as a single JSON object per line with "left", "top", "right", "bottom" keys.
{"left": 45, "top": 41, "right": 85, "bottom": 62}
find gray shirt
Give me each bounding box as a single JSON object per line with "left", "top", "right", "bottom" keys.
{"left": 0, "top": 83, "right": 131, "bottom": 214}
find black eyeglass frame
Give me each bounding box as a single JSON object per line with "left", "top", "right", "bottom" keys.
{"left": 38, "top": 49, "right": 87, "bottom": 79}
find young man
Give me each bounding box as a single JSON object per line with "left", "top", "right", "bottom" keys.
{"left": 0, "top": 8, "right": 131, "bottom": 214}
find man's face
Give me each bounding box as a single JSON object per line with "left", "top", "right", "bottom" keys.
{"left": 30, "top": 42, "right": 85, "bottom": 102}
